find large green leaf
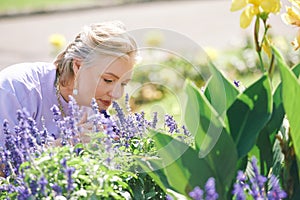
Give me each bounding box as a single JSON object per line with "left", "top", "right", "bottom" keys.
{"left": 151, "top": 131, "right": 214, "bottom": 195}
{"left": 151, "top": 131, "right": 237, "bottom": 198}
{"left": 204, "top": 61, "right": 240, "bottom": 116}
{"left": 203, "top": 129, "right": 238, "bottom": 199}
{"left": 184, "top": 80, "right": 238, "bottom": 198}
{"left": 227, "top": 74, "right": 272, "bottom": 158}
{"left": 256, "top": 63, "right": 300, "bottom": 176}
{"left": 274, "top": 47, "right": 300, "bottom": 182}
{"left": 184, "top": 80, "right": 226, "bottom": 153}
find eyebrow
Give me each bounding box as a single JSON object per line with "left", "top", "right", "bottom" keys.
{"left": 103, "top": 72, "right": 120, "bottom": 79}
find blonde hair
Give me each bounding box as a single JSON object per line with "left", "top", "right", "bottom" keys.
{"left": 54, "top": 21, "right": 137, "bottom": 86}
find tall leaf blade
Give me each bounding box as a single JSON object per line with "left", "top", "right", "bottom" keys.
{"left": 227, "top": 74, "right": 272, "bottom": 158}
{"left": 203, "top": 129, "right": 238, "bottom": 199}
{"left": 204, "top": 61, "right": 240, "bottom": 116}
{"left": 257, "top": 63, "right": 300, "bottom": 176}
{"left": 184, "top": 80, "right": 226, "bottom": 154}
{"left": 274, "top": 47, "right": 300, "bottom": 181}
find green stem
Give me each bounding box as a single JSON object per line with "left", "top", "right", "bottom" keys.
{"left": 268, "top": 52, "right": 275, "bottom": 79}
{"left": 254, "top": 16, "right": 265, "bottom": 72}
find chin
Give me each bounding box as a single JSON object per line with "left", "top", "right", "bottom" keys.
{"left": 97, "top": 102, "right": 109, "bottom": 111}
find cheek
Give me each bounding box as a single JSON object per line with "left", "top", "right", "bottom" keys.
{"left": 94, "top": 79, "right": 108, "bottom": 97}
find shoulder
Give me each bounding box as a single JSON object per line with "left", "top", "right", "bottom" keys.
{"left": 0, "top": 62, "right": 56, "bottom": 88}
{"left": 0, "top": 62, "right": 55, "bottom": 78}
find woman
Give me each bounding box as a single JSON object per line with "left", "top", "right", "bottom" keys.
{"left": 0, "top": 21, "right": 138, "bottom": 146}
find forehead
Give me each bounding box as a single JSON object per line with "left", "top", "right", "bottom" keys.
{"left": 85, "top": 56, "right": 134, "bottom": 79}
{"left": 104, "top": 57, "right": 134, "bottom": 78}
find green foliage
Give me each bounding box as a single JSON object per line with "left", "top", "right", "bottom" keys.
{"left": 227, "top": 74, "right": 272, "bottom": 158}
{"left": 0, "top": 0, "right": 95, "bottom": 12}
{"left": 0, "top": 133, "right": 165, "bottom": 199}
{"left": 274, "top": 48, "right": 300, "bottom": 179}
{"left": 137, "top": 56, "right": 299, "bottom": 199}
{"left": 18, "top": 145, "right": 137, "bottom": 199}
{"left": 204, "top": 61, "right": 239, "bottom": 116}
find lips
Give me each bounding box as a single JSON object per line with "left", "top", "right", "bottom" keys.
{"left": 99, "top": 99, "right": 112, "bottom": 107}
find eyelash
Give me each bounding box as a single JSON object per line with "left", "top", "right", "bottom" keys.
{"left": 104, "top": 79, "right": 113, "bottom": 83}
{"left": 104, "top": 78, "right": 128, "bottom": 86}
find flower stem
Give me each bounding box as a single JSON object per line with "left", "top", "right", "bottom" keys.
{"left": 254, "top": 16, "right": 265, "bottom": 72}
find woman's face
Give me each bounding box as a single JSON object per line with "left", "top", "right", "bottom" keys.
{"left": 75, "top": 56, "right": 134, "bottom": 110}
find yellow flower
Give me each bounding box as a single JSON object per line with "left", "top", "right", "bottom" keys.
{"left": 49, "top": 34, "right": 66, "bottom": 49}
{"left": 282, "top": 0, "right": 300, "bottom": 50}
{"left": 282, "top": 6, "right": 300, "bottom": 26}
{"left": 260, "top": 0, "right": 281, "bottom": 13}
{"left": 230, "top": 0, "right": 281, "bottom": 28}
{"left": 292, "top": 29, "right": 300, "bottom": 50}
{"left": 240, "top": 6, "right": 260, "bottom": 28}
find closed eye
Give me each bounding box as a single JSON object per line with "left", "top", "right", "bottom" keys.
{"left": 104, "top": 79, "right": 113, "bottom": 83}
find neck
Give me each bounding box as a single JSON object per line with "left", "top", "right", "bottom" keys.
{"left": 59, "top": 83, "right": 73, "bottom": 102}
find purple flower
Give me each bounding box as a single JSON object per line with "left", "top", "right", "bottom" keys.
{"left": 250, "top": 157, "right": 267, "bottom": 198}
{"left": 66, "top": 167, "right": 75, "bottom": 191}
{"left": 164, "top": 114, "right": 179, "bottom": 134}
{"left": 112, "top": 101, "right": 126, "bottom": 127}
{"left": 205, "top": 177, "right": 218, "bottom": 200}
{"left": 60, "top": 158, "right": 67, "bottom": 168}
{"left": 50, "top": 105, "right": 62, "bottom": 122}
{"left": 51, "top": 183, "right": 62, "bottom": 195}
{"left": 166, "top": 194, "right": 174, "bottom": 200}
{"left": 74, "top": 148, "right": 83, "bottom": 156}
{"left": 2, "top": 119, "right": 10, "bottom": 135}
{"left": 104, "top": 118, "right": 114, "bottom": 135}
{"left": 182, "top": 125, "right": 190, "bottom": 136}
{"left": 125, "top": 93, "right": 131, "bottom": 112}
{"left": 16, "top": 185, "right": 31, "bottom": 200}
{"left": 189, "top": 186, "right": 203, "bottom": 200}
{"left": 38, "top": 175, "right": 48, "bottom": 195}
{"left": 29, "top": 180, "right": 38, "bottom": 195}
{"left": 151, "top": 112, "right": 158, "bottom": 129}
{"left": 232, "top": 171, "right": 247, "bottom": 200}
{"left": 232, "top": 157, "right": 286, "bottom": 199}
{"left": 234, "top": 80, "right": 240, "bottom": 87}
{"left": 267, "top": 175, "right": 287, "bottom": 200}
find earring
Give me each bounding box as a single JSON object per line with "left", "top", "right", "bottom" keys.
{"left": 73, "top": 89, "right": 78, "bottom": 95}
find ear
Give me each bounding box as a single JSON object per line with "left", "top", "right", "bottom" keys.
{"left": 72, "top": 59, "right": 82, "bottom": 75}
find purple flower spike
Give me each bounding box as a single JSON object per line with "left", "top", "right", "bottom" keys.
{"left": 152, "top": 112, "right": 158, "bottom": 129}
{"left": 38, "top": 175, "right": 48, "bottom": 195}
{"left": 60, "top": 158, "right": 67, "bottom": 168}
{"left": 66, "top": 166, "right": 75, "bottom": 191}
{"left": 233, "top": 171, "right": 247, "bottom": 200}
{"left": 267, "top": 175, "right": 287, "bottom": 200}
{"left": 189, "top": 186, "right": 203, "bottom": 200}
{"left": 164, "top": 114, "right": 179, "bottom": 134}
{"left": 51, "top": 184, "right": 62, "bottom": 195}
{"left": 205, "top": 177, "right": 218, "bottom": 200}
{"left": 250, "top": 157, "right": 267, "bottom": 197}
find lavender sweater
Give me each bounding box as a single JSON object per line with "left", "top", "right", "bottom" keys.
{"left": 0, "top": 62, "right": 69, "bottom": 146}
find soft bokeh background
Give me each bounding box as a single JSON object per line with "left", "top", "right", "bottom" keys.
{"left": 0, "top": 0, "right": 298, "bottom": 121}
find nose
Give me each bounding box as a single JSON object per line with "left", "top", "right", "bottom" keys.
{"left": 109, "top": 84, "right": 123, "bottom": 100}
